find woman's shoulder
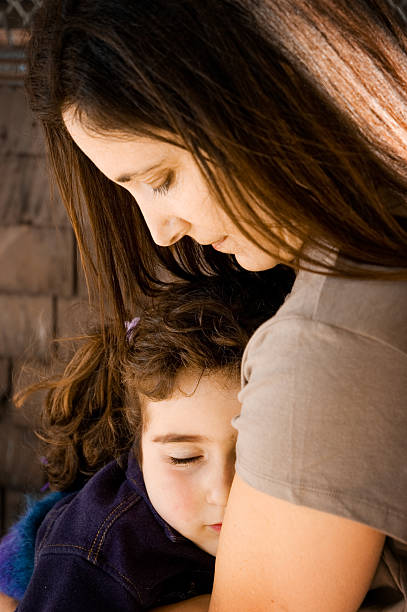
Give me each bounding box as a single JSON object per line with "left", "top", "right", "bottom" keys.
{"left": 241, "top": 262, "right": 407, "bottom": 427}
{"left": 251, "top": 261, "right": 407, "bottom": 355}
{"left": 236, "top": 263, "right": 407, "bottom": 544}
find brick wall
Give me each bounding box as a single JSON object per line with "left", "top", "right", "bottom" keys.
{"left": 0, "top": 84, "right": 94, "bottom": 535}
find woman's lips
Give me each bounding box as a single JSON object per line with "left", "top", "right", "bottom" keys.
{"left": 208, "top": 523, "right": 223, "bottom": 533}
{"left": 211, "top": 237, "right": 228, "bottom": 251}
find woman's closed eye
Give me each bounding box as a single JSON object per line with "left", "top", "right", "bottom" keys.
{"left": 151, "top": 170, "right": 174, "bottom": 197}
{"left": 169, "top": 455, "right": 203, "bottom": 466}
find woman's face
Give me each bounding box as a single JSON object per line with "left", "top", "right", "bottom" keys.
{"left": 64, "top": 109, "right": 284, "bottom": 271}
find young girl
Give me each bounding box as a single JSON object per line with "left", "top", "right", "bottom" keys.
{"left": 0, "top": 268, "right": 293, "bottom": 611}
{"left": 26, "top": 1, "right": 407, "bottom": 610}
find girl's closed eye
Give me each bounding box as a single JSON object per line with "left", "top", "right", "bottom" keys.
{"left": 151, "top": 170, "right": 175, "bottom": 197}
{"left": 169, "top": 455, "right": 203, "bottom": 466}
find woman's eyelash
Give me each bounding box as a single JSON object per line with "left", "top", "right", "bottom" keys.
{"left": 170, "top": 456, "right": 203, "bottom": 465}
{"left": 152, "top": 171, "right": 174, "bottom": 196}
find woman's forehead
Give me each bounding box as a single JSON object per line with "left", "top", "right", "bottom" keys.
{"left": 63, "top": 108, "right": 181, "bottom": 182}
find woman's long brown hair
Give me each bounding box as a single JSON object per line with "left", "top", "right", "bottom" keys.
{"left": 15, "top": 267, "right": 294, "bottom": 490}
{"left": 26, "top": 0, "right": 407, "bottom": 323}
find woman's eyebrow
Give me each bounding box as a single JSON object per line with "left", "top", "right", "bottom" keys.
{"left": 115, "top": 160, "right": 167, "bottom": 183}
{"left": 152, "top": 434, "right": 209, "bottom": 444}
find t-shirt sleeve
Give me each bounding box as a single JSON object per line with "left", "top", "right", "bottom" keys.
{"left": 235, "top": 317, "right": 407, "bottom": 543}
{"left": 16, "top": 551, "right": 141, "bottom": 612}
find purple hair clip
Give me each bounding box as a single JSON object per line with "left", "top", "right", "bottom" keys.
{"left": 125, "top": 316, "right": 140, "bottom": 340}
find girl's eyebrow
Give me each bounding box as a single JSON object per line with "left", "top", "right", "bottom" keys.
{"left": 115, "top": 160, "right": 167, "bottom": 183}
{"left": 152, "top": 434, "right": 209, "bottom": 444}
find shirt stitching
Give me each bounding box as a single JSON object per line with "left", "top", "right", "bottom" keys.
{"left": 238, "top": 457, "right": 407, "bottom": 520}
{"left": 102, "top": 560, "right": 143, "bottom": 599}
{"left": 35, "top": 496, "right": 73, "bottom": 562}
{"left": 88, "top": 493, "right": 139, "bottom": 561}
{"left": 252, "top": 315, "right": 407, "bottom": 358}
{"left": 92, "top": 495, "right": 141, "bottom": 564}
{"left": 36, "top": 546, "right": 143, "bottom": 602}
{"left": 40, "top": 543, "right": 88, "bottom": 551}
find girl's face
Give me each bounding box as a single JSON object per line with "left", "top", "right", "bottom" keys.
{"left": 63, "top": 109, "right": 286, "bottom": 271}
{"left": 140, "top": 370, "right": 240, "bottom": 556}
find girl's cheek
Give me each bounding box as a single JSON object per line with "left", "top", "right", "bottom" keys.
{"left": 163, "top": 468, "right": 199, "bottom": 517}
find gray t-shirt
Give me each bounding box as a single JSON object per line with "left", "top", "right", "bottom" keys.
{"left": 234, "top": 260, "right": 407, "bottom": 610}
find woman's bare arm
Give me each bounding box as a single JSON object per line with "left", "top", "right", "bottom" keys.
{"left": 0, "top": 593, "right": 18, "bottom": 612}
{"left": 209, "top": 475, "right": 385, "bottom": 612}
{"left": 153, "top": 594, "right": 210, "bottom": 611}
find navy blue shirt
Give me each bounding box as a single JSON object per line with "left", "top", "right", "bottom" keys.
{"left": 17, "top": 452, "right": 214, "bottom": 611}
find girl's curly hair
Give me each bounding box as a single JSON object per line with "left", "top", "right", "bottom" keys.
{"left": 15, "top": 266, "right": 294, "bottom": 490}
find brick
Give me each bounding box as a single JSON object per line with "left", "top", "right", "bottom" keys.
{"left": 0, "top": 357, "right": 10, "bottom": 399}
{"left": 0, "top": 487, "right": 4, "bottom": 535}
{"left": 0, "top": 30, "right": 27, "bottom": 46}
{"left": 0, "top": 226, "right": 74, "bottom": 296}
{"left": 10, "top": 298, "right": 98, "bottom": 425}
{"left": 9, "top": 298, "right": 98, "bottom": 426}
{"left": 0, "top": 294, "right": 53, "bottom": 360}
{"left": 3, "top": 489, "right": 26, "bottom": 533}
{"left": 9, "top": 393, "right": 43, "bottom": 430}
{"left": 0, "top": 85, "right": 45, "bottom": 156}
{"left": 7, "top": 366, "right": 41, "bottom": 430}
{"left": 57, "top": 297, "right": 97, "bottom": 338}
{"left": 77, "top": 258, "right": 91, "bottom": 298}
{"left": 56, "top": 297, "right": 98, "bottom": 361}
{"left": 10, "top": 360, "right": 50, "bottom": 429}
{"left": 76, "top": 231, "right": 99, "bottom": 299}
{"left": 0, "top": 154, "right": 69, "bottom": 227}
{"left": 0, "top": 417, "right": 44, "bottom": 491}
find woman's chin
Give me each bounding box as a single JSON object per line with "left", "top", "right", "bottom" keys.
{"left": 234, "top": 250, "right": 279, "bottom": 272}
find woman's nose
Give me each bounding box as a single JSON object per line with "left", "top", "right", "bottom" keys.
{"left": 206, "top": 460, "right": 235, "bottom": 507}
{"left": 141, "top": 207, "right": 190, "bottom": 247}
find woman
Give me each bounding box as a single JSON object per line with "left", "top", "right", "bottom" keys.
{"left": 25, "top": 1, "right": 407, "bottom": 610}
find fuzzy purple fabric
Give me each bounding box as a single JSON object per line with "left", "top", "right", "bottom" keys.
{"left": 0, "top": 492, "right": 67, "bottom": 600}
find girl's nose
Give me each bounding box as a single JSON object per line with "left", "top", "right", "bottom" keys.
{"left": 206, "top": 460, "right": 235, "bottom": 507}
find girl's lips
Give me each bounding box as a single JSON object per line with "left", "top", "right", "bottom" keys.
{"left": 208, "top": 523, "right": 222, "bottom": 533}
